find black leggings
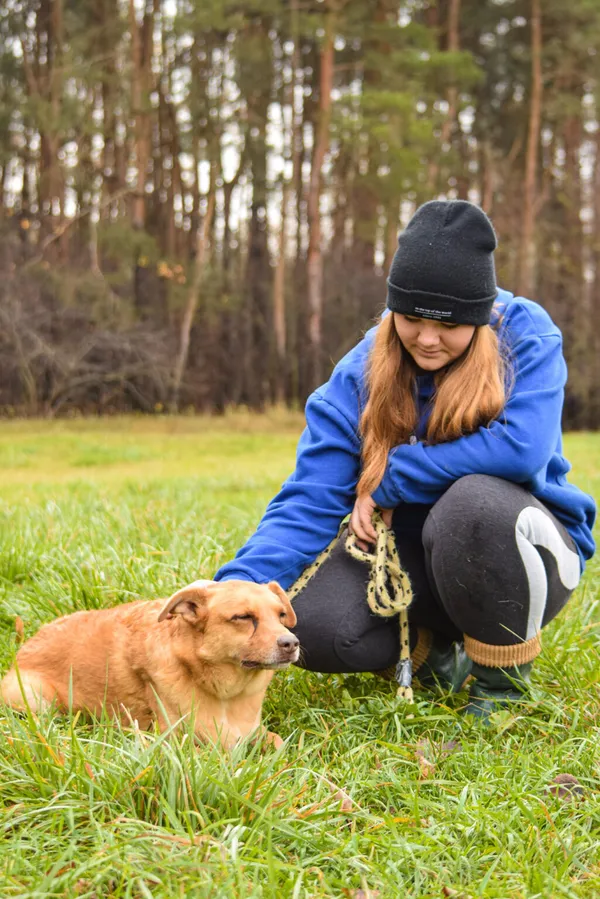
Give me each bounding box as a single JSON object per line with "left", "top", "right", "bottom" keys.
{"left": 291, "top": 475, "right": 581, "bottom": 673}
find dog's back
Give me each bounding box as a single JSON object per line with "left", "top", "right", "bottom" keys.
{"left": 1, "top": 600, "right": 162, "bottom": 722}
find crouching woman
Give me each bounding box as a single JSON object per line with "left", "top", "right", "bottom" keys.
{"left": 212, "top": 200, "right": 596, "bottom": 718}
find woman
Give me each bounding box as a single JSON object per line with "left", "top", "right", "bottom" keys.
{"left": 213, "top": 200, "right": 596, "bottom": 718}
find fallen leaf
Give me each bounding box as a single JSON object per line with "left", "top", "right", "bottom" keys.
{"left": 418, "top": 755, "right": 436, "bottom": 779}
{"left": 133, "top": 831, "right": 227, "bottom": 861}
{"left": 134, "top": 832, "right": 211, "bottom": 848}
{"left": 15, "top": 616, "right": 24, "bottom": 643}
{"left": 47, "top": 861, "right": 75, "bottom": 877}
{"left": 317, "top": 775, "right": 354, "bottom": 812}
{"left": 489, "top": 709, "right": 520, "bottom": 732}
{"left": 440, "top": 740, "right": 461, "bottom": 756}
{"left": 442, "top": 887, "right": 472, "bottom": 898}
{"left": 548, "top": 774, "right": 585, "bottom": 801}
{"left": 415, "top": 740, "right": 436, "bottom": 779}
{"left": 347, "top": 890, "right": 380, "bottom": 899}
{"left": 333, "top": 789, "right": 353, "bottom": 812}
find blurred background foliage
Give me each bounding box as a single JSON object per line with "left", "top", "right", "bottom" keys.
{"left": 0, "top": 0, "right": 598, "bottom": 423}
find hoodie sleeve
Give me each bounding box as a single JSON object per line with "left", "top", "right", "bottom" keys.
{"left": 371, "top": 318, "right": 566, "bottom": 508}
{"left": 213, "top": 374, "right": 363, "bottom": 590}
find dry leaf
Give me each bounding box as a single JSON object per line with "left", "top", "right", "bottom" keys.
{"left": 548, "top": 773, "right": 585, "bottom": 801}
{"left": 347, "top": 890, "right": 381, "bottom": 899}
{"left": 418, "top": 755, "right": 436, "bottom": 779}
{"left": 333, "top": 789, "right": 353, "bottom": 812}
{"left": 48, "top": 861, "right": 75, "bottom": 877}
{"left": 440, "top": 740, "right": 461, "bottom": 756}
{"left": 133, "top": 831, "right": 227, "bottom": 861}
{"left": 415, "top": 740, "right": 436, "bottom": 779}
{"left": 134, "top": 832, "right": 211, "bottom": 848}
{"left": 317, "top": 775, "right": 354, "bottom": 812}
{"left": 15, "top": 616, "right": 24, "bottom": 643}
{"left": 414, "top": 738, "right": 460, "bottom": 780}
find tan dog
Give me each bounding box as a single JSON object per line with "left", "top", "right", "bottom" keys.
{"left": 0, "top": 579, "right": 300, "bottom": 748}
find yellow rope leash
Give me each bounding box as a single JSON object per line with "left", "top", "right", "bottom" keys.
{"left": 288, "top": 511, "right": 415, "bottom": 701}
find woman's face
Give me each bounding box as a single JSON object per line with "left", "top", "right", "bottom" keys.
{"left": 393, "top": 313, "right": 476, "bottom": 371}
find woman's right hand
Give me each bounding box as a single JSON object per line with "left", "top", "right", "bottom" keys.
{"left": 349, "top": 495, "right": 393, "bottom": 551}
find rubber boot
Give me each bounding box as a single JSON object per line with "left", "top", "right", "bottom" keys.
{"left": 416, "top": 634, "right": 472, "bottom": 694}
{"left": 463, "top": 661, "right": 533, "bottom": 720}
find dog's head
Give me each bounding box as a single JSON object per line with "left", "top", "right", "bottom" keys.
{"left": 158, "top": 580, "right": 300, "bottom": 670}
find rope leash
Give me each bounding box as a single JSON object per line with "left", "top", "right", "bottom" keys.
{"left": 288, "top": 512, "right": 415, "bottom": 701}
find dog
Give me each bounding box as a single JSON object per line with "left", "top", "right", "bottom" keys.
{"left": 0, "top": 579, "right": 300, "bottom": 748}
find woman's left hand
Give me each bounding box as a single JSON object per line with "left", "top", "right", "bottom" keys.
{"left": 349, "top": 495, "right": 394, "bottom": 551}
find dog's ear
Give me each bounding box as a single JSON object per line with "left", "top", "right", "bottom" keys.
{"left": 158, "top": 580, "right": 213, "bottom": 626}
{"left": 267, "top": 581, "right": 297, "bottom": 628}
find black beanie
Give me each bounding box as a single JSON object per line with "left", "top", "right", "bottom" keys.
{"left": 386, "top": 200, "right": 498, "bottom": 326}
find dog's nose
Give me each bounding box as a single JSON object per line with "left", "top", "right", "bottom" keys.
{"left": 277, "top": 634, "right": 300, "bottom": 652}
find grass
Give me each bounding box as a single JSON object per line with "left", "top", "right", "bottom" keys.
{"left": 0, "top": 415, "right": 599, "bottom": 898}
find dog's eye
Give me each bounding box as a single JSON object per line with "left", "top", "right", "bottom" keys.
{"left": 230, "top": 614, "right": 253, "bottom": 622}
{"left": 279, "top": 612, "right": 287, "bottom": 620}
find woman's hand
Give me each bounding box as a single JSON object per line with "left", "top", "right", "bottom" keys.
{"left": 349, "top": 495, "right": 393, "bottom": 550}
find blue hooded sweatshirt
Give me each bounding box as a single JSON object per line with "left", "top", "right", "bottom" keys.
{"left": 214, "top": 290, "right": 596, "bottom": 588}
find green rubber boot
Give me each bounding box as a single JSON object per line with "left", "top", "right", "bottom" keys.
{"left": 416, "top": 635, "right": 473, "bottom": 694}
{"left": 463, "top": 662, "right": 533, "bottom": 720}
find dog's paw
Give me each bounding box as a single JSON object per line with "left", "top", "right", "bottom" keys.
{"left": 264, "top": 730, "right": 284, "bottom": 750}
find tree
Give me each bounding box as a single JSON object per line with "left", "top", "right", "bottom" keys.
{"left": 0, "top": 0, "right": 598, "bottom": 422}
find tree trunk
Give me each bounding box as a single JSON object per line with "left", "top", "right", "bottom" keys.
{"left": 245, "top": 118, "right": 271, "bottom": 409}
{"left": 560, "top": 107, "right": 586, "bottom": 427}
{"left": 239, "top": 19, "right": 273, "bottom": 410}
{"left": 290, "top": 3, "right": 307, "bottom": 403}
{"left": 385, "top": 198, "right": 400, "bottom": 272}
{"left": 22, "top": 0, "right": 64, "bottom": 237}
{"left": 427, "top": 0, "right": 461, "bottom": 194}
{"left": 273, "top": 178, "right": 289, "bottom": 404}
{"left": 170, "top": 178, "right": 217, "bottom": 411}
{"left": 516, "top": 0, "right": 542, "bottom": 297}
{"left": 99, "top": 0, "right": 123, "bottom": 214}
{"left": 291, "top": 0, "right": 304, "bottom": 262}
{"left": 272, "top": 31, "right": 297, "bottom": 405}
{"left": 306, "top": 7, "right": 334, "bottom": 392}
{"left": 590, "top": 124, "right": 600, "bottom": 427}
{"left": 480, "top": 141, "right": 495, "bottom": 214}
{"left": 129, "top": 0, "right": 158, "bottom": 231}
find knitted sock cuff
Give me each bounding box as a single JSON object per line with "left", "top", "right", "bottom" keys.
{"left": 411, "top": 627, "right": 433, "bottom": 673}
{"left": 464, "top": 633, "right": 542, "bottom": 668}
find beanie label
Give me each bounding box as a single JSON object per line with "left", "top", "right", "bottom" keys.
{"left": 386, "top": 279, "right": 496, "bottom": 325}
{"left": 413, "top": 303, "right": 453, "bottom": 321}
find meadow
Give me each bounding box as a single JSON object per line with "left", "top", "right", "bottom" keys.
{"left": 0, "top": 415, "right": 599, "bottom": 899}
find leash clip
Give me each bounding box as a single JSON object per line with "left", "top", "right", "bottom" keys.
{"left": 395, "top": 657, "right": 412, "bottom": 689}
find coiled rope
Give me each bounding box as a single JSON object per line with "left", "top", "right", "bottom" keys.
{"left": 287, "top": 511, "right": 415, "bottom": 701}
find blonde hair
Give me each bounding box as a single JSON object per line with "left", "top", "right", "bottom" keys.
{"left": 357, "top": 313, "right": 508, "bottom": 496}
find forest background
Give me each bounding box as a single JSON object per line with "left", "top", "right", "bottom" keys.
{"left": 1, "top": 0, "right": 599, "bottom": 424}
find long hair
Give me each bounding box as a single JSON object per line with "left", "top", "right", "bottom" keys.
{"left": 357, "top": 313, "right": 508, "bottom": 496}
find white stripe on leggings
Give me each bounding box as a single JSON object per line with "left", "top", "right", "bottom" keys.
{"left": 515, "top": 507, "right": 580, "bottom": 641}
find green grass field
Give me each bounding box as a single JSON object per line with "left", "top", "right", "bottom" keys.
{"left": 0, "top": 417, "right": 599, "bottom": 899}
